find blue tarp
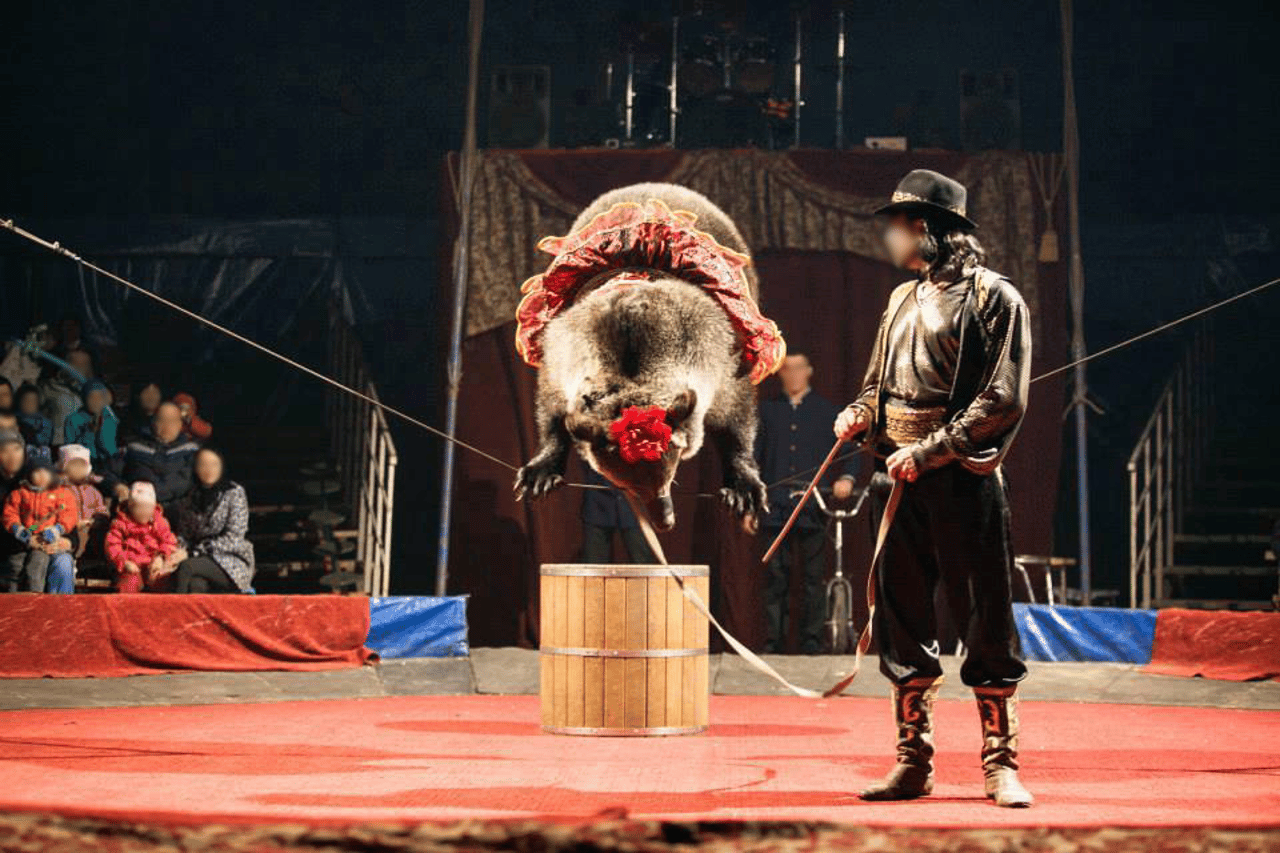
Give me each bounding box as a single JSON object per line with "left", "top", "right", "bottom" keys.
{"left": 1014, "top": 603, "right": 1156, "bottom": 664}
{"left": 367, "top": 596, "right": 469, "bottom": 658}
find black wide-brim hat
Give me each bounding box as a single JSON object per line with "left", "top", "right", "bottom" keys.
{"left": 874, "top": 168, "right": 977, "bottom": 231}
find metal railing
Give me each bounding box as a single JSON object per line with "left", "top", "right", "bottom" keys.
{"left": 1128, "top": 321, "right": 1213, "bottom": 608}
{"left": 324, "top": 302, "right": 398, "bottom": 597}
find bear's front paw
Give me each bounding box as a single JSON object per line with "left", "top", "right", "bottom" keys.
{"left": 514, "top": 456, "right": 565, "bottom": 502}
{"left": 720, "top": 472, "right": 768, "bottom": 519}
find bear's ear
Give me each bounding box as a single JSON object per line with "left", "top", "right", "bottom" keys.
{"left": 665, "top": 388, "right": 697, "bottom": 427}
{"left": 565, "top": 410, "right": 604, "bottom": 442}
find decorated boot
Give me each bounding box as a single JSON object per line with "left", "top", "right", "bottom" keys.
{"left": 975, "top": 684, "right": 1034, "bottom": 807}
{"left": 859, "top": 676, "right": 943, "bottom": 801}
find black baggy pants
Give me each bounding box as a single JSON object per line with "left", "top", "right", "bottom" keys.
{"left": 763, "top": 526, "right": 827, "bottom": 654}
{"left": 580, "top": 523, "right": 657, "bottom": 565}
{"left": 868, "top": 464, "right": 1026, "bottom": 688}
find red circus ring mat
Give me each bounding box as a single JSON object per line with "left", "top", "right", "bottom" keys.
{"left": 0, "top": 694, "right": 1276, "bottom": 828}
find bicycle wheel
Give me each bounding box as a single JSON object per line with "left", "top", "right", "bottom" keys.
{"left": 827, "top": 582, "right": 853, "bottom": 654}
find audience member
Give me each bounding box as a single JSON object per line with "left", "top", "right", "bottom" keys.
{"left": 51, "top": 313, "right": 99, "bottom": 368}
{"left": 63, "top": 379, "right": 118, "bottom": 462}
{"left": 2, "top": 454, "right": 77, "bottom": 593}
{"left": 124, "top": 382, "right": 162, "bottom": 441}
{"left": 14, "top": 384, "right": 52, "bottom": 452}
{"left": 105, "top": 481, "right": 178, "bottom": 594}
{"left": 116, "top": 402, "right": 199, "bottom": 513}
{"left": 171, "top": 447, "right": 254, "bottom": 593}
{"left": 40, "top": 350, "right": 92, "bottom": 446}
{"left": 579, "top": 467, "right": 655, "bottom": 564}
{"left": 172, "top": 392, "right": 213, "bottom": 441}
{"left": 0, "top": 410, "right": 18, "bottom": 436}
{"left": 59, "top": 444, "right": 109, "bottom": 559}
{"left": 755, "top": 352, "right": 858, "bottom": 654}
{"left": 0, "top": 431, "right": 29, "bottom": 588}
{"left": 0, "top": 378, "right": 12, "bottom": 410}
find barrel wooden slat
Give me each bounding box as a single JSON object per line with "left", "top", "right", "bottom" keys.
{"left": 603, "top": 578, "right": 627, "bottom": 729}
{"left": 682, "top": 576, "right": 698, "bottom": 726}
{"left": 541, "top": 564, "right": 708, "bottom": 736}
{"left": 646, "top": 576, "right": 667, "bottom": 728}
{"left": 624, "top": 577, "right": 648, "bottom": 728}
{"left": 665, "top": 573, "right": 685, "bottom": 727}
{"left": 553, "top": 574, "right": 569, "bottom": 728}
{"left": 540, "top": 574, "right": 553, "bottom": 728}
{"left": 565, "top": 576, "right": 585, "bottom": 728}
{"left": 583, "top": 576, "right": 605, "bottom": 727}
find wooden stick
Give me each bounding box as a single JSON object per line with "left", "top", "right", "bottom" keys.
{"left": 760, "top": 438, "right": 845, "bottom": 565}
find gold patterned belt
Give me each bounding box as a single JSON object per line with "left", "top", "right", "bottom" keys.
{"left": 883, "top": 403, "right": 947, "bottom": 446}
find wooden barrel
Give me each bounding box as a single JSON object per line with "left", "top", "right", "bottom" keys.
{"left": 540, "top": 564, "right": 710, "bottom": 736}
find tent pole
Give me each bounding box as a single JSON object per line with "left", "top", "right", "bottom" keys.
{"left": 436, "top": 0, "right": 484, "bottom": 597}
{"left": 1061, "top": 0, "right": 1092, "bottom": 603}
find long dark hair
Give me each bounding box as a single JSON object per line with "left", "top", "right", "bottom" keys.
{"left": 915, "top": 214, "right": 986, "bottom": 282}
{"left": 190, "top": 446, "right": 233, "bottom": 513}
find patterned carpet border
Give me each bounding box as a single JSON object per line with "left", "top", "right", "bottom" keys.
{"left": 2, "top": 813, "right": 1280, "bottom": 853}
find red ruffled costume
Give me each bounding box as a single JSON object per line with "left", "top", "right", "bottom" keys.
{"left": 514, "top": 198, "right": 786, "bottom": 385}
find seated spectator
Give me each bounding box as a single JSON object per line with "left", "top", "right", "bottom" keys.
{"left": 0, "top": 378, "right": 12, "bottom": 410}
{"left": 116, "top": 402, "right": 199, "bottom": 513}
{"left": 171, "top": 447, "right": 254, "bottom": 593}
{"left": 2, "top": 454, "right": 77, "bottom": 593}
{"left": 0, "top": 410, "right": 18, "bottom": 436}
{"left": 59, "top": 444, "right": 109, "bottom": 559}
{"left": 123, "top": 382, "right": 162, "bottom": 442}
{"left": 51, "top": 313, "right": 96, "bottom": 363}
{"left": 40, "top": 350, "right": 92, "bottom": 446}
{"left": 14, "top": 384, "right": 52, "bottom": 452}
{"left": 104, "top": 481, "right": 178, "bottom": 594}
{"left": 172, "top": 392, "right": 213, "bottom": 441}
{"left": 0, "top": 431, "right": 28, "bottom": 588}
{"left": 63, "top": 379, "right": 118, "bottom": 463}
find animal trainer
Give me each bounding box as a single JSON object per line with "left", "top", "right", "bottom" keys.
{"left": 513, "top": 172, "right": 1034, "bottom": 809}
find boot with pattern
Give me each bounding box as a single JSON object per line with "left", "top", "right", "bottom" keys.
{"left": 975, "top": 684, "right": 1034, "bottom": 807}
{"left": 859, "top": 676, "right": 943, "bottom": 801}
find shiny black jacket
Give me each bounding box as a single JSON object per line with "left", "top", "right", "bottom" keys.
{"left": 847, "top": 265, "right": 1031, "bottom": 475}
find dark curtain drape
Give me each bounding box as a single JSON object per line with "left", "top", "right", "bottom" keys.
{"left": 445, "top": 150, "right": 1066, "bottom": 651}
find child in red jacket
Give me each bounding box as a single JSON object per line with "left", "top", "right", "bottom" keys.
{"left": 2, "top": 457, "right": 78, "bottom": 592}
{"left": 104, "top": 481, "right": 178, "bottom": 593}
{"left": 58, "top": 444, "right": 109, "bottom": 558}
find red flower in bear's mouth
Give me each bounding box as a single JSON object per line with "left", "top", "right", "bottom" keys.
{"left": 609, "top": 405, "right": 673, "bottom": 464}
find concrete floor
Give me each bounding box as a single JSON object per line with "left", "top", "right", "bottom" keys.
{"left": 2, "top": 648, "right": 1278, "bottom": 711}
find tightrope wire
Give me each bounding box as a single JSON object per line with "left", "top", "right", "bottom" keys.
{"left": 3, "top": 218, "right": 1275, "bottom": 499}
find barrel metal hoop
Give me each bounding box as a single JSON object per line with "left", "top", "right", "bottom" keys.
{"left": 540, "top": 646, "right": 707, "bottom": 659}
{"left": 540, "top": 564, "right": 709, "bottom": 578}
{"left": 542, "top": 724, "right": 707, "bottom": 737}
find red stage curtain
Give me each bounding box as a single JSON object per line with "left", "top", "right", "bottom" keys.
{"left": 0, "top": 595, "right": 376, "bottom": 678}
{"left": 1146, "top": 608, "right": 1280, "bottom": 681}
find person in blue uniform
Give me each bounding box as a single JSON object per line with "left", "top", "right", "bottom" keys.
{"left": 755, "top": 352, "right": 858, "bottom": 653}
{"left": 578, "top": 467, "right": 656, "bottom": 564}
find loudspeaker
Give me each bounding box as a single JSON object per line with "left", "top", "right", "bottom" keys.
{"left": 489, "top": 65, "right": 551, "bottom": 149}
{"left": 959, "top": 68, "right": 1021, "bottom": 151}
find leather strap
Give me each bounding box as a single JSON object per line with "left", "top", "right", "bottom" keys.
{"left": 821, "top": 477, "right": 902, "bottom": 697}
{"left": 624, "top": 477, "right": 905, "bottom": 700}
